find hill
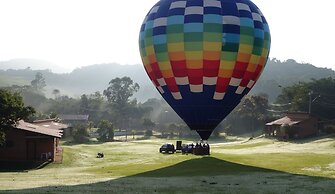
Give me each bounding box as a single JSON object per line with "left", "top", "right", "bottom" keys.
{"left": 0, "top": 59, "right": 70, "bottom": 73}
{"left": 0, "top": 59, "right": 334, "bottom": 102}
{"left": 252, "top": 59, "right": 335, "bottom": 101}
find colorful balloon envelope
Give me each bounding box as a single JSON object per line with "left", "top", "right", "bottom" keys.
{"left": 139, "top": 0, "right": 271, "bottom": 140}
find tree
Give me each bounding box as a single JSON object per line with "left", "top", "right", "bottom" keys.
{"left": 143, "top": 118, "right": 155, "bottom": 129}
{"left": 97, "top": 120, "right": 114, "bottom": 142}
{"left": 103, "top": 77, "right": 140, "bottom": 107}
{"left": 276, "top": 78, "right": 335, "bottom": 119}
{"left": 80, "top": 94, "right": 89, "bottom": 114}
{"left": 79, "top": 92, "right": 106, "bottom": 125}
{"left": 103, "top": 77, "right": 140, "bottom": 140}
{"left": 4, "top": 84, "right": 47, "bottom": 110}
{"left": 31, "top": 72, "right": 46, "bottom": 92}
{"left": 52, "top": 89, "right": 60, "bottom": 99}
{"left": 221, "top": 94, "right": 269, "bottom": 134}
{"left": 144, "top": 129, "right": 153, "bottom": 137}
{"left": 48, "top": 95, "right": 81, "bottom": 115}
{"left": 0, "top": 89, "right": 35, "bottom": 145}
{"left": 235, "top": 95, "right": 269, "bottom": 131}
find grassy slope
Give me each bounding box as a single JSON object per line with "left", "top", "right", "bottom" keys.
{"left": 0, "top": 75, "right": 28, "bottom": 87}
{"left": 0, "top": 137, "right": 335, "bottom": 194}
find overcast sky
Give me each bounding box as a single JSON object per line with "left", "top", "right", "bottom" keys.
{"left": 0, "top": 0, "right": 334, "bottom": 72}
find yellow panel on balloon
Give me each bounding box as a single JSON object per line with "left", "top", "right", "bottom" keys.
{"left": 204, "top": 42, "right": 221, "bottom": 51}
{"left": 250, "top": 55, "right": 260, "bottom": 65}
{"left": 261, "top": 48, "right": 269, "bottom": 58}
{"left": 238, "top": 44, "right": 253, "bottom": 54}
{"left": 185, "top": 51, "right": 203, "bottom": 60}
{"left": 219, "top": 60, "right": 235, "bottom": 70}
{"left": 168, "top": 42, "right": 184, "bottom": 52}
{"left": 158, "top": 61, "right": 172, "bottom": 71}
{"left": 145, "top": 45, "right": 155, "bottom": 56}
{"left": 142, "top": 56, "right": 149, "bottom": 66}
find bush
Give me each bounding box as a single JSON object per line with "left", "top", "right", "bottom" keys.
{"left": 72, "top": 124, "right": 89, "bottom": 143}
{"left": 144, "top": 129, "right": 153, "bottom": 137}
{"left": 97, "top": 120, "right": 114, "bottom": 142}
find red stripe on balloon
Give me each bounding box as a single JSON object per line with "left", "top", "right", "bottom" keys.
{"left": 215, "top": 77, "right": 230, "bottom": 93}
{"left": 203, "top": 60, "right": 220, "bottom": 77}
{"left": 240, "top": 71, "right": 254, "bottom": 87}
{"left": 165, "top": 77, "right": 179, "bottom": 93}
{"left": 151, "top": 62, "right": 163, "bottom": 78}
{"left": 171, "top": 60, "right": 188, "bottom": 77}
{"left": 188, "top": 69, "right": 203, "bottom": 85}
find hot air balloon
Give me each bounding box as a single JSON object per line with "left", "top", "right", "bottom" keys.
{"left": 139, "top": 0, "right": 271, "bottom": 140}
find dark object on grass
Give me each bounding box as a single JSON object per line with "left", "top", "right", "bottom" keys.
{"left": 181, "top": 143, "right": 194, "bottom": 154}
{"left": 176, "top": 141, "right": 182, "bottom": 151}
{"left": 159, "top": 144, "right": 175, "bottom": 154}
{"left": 97, "top": 152, "right": 104, "bottom": 158}
{"left": 193, "top": 143, "right": 210, "bottom": 155}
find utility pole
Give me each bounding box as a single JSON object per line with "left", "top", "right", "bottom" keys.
{"left": 308, "top": 91, "right": 313, "bottom": 115}
{"left": 309, "top": 91, "right": 321, "bottom": 115}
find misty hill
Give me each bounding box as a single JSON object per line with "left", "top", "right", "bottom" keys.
{"left": 0, "top": 59, "right": 334, "bottom": 102}
{"left": 252, "top": 59, "right": 335, "bottom": 101}
{"left": 0, "top": 59, "right": 70, "bottom": 73}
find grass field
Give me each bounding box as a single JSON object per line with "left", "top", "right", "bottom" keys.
{"left": 0, "top": 136, "right": 335, "bottom": 194}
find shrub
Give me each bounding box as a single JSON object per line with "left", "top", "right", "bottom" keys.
{"left": 72, "top": 124, "right": 89, "bottom": 143}
{"left": 97, "top": 120, "right": 114, "bottom": 142}
{"left": 144, "top": 129, "right": 153, "bottom": 137}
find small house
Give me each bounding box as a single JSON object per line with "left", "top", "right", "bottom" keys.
{"left": 58, "top": 114, "right": 89, "bottom": 137}
{"left": 265, "top": 112, "right": 319, "bottom": 139}
{"left": 58, "top": 114, "right": 89, "bottom": 126}
{"left": 0, "top": 120, "right": 64, "bottom": 163}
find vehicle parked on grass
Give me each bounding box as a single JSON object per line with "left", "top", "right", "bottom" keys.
{"left": 159, "top": 143, "right": 175, "bottom": 154}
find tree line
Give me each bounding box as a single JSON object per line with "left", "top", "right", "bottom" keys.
{"left": 1, "top": 72, "right": 335, "bottom": 144}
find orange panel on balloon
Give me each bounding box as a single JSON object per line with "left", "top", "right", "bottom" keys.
{"left": 169, "top": 52, "right": 185, "bottom": 61}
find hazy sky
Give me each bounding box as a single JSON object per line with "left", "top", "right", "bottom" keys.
{"left": 0, "top": 0, "right": 334, "bottom": 71}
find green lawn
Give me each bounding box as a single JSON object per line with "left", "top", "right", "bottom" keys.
{"left": 0, "top": 137, "right": 335, "bottom": 194}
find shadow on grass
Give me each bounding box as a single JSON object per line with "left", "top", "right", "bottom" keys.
{"left": 2, "top": 157, "right": 335, "bottom": 193}
{"left": 286, "top": 134, "right": 335, "bottom": 144}
{"left": 0, "top": 160, "right": 51, "bottom": 172}
{"left": 62, "top": 139, "right": 124, "bottom": 146}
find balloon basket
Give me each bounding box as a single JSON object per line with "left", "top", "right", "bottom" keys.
{"left": 193, "top": 141, "right": 210, "bottom": 156}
